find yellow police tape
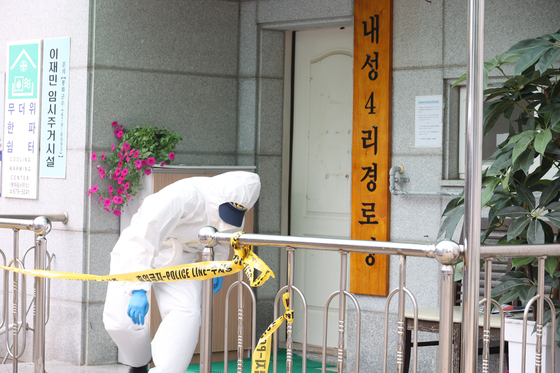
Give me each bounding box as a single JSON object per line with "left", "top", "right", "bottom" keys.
{"left": 251, "top": 292, "right": 293, "bottom": 373}
{"left": 0, "top": 232, "right": 274, "bottom": 287}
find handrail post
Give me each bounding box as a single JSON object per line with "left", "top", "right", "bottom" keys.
{"left": 33, "top": 235, "right": 47, "bottom": 373}
{"left": 396, "top": 255, "right": 406, "bottom": 373}
{"left": 237, "top": 271, "right": 245, "bottom": 371}
{"left": 435, "top": 240, "right": 461, "bottom": 373}
{"left": 286, "top": 247, "right": 296, "bottom": 373}
{"left": 11, "top": 229, "right": 20, "bottom": 373}
{"left": 337, "top": 251, "right": 348, "bottom": 373}
{"left": 198, "top": 227, "right": 218, "bottom": 373}
{"left": 535, "top": 256, "right": 546, "bottom": 373}
{"left": 463, "top": 0, "right": 485, "bottom": 371}
{"left": 439, "top": 264, "right": 454, "bottom": 373}
{"left": 481, "top": 259, "right": 493, "bottom": 373}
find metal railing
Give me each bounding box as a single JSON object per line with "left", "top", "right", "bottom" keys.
{"left": 196, "top": 230, "right": 560, "bottom": 373}
{"left": 223, "top": 270, "right": 257, "bottom": 373}
{"left": 198, "top": 228, "right": 463, "bottom": 373}
{"left": 480, "top": 245, "right": 560, "bottom": 373}
{"left": 0, "top": 213, "right": 66, "bottom": 373}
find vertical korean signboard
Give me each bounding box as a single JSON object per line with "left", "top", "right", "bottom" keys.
{"left": 40, "top": 37, "right": 70, "bottom": 178}
{"left": 351, "top": 0, "right": 393, "bottom": 296}
{"left": 3, "top": 41, "right": 42, "bottom": 199}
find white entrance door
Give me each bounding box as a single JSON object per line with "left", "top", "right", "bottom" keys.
{"left": 290, "top": 26, "right": 353, "bottom": 348}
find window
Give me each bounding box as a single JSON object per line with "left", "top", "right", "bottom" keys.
{"left": 458, "top": 86, "right": 513, "bottom": 179}
{"left": 445, "top": 84, "right": 553, "bottom": 181}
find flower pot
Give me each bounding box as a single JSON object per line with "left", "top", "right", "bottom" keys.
{"left": 505, "top": 317, "right": 560, "bottom": 373}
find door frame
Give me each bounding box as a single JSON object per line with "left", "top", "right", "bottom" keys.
{"left": 279, "top": 23, "right": 354, "bottom": 348}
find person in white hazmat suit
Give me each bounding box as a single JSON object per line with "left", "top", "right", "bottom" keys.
{"left": 103, "top": 171, "right": 261, "bottom": 373}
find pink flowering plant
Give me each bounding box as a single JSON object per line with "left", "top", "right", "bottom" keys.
{"left": 88, "top": 121, "right": 182, "bottom": 216}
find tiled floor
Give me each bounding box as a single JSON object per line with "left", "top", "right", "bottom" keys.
{"left": 0, "top": 362, "right": 130, "bottom": 372}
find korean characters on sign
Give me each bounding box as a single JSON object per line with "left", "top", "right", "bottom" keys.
{"left": 45, "top": 48, "right": 59, "bottom": 168}
{"left": 2, "top": 41, "right": 42, "bottom": 199}
{"left": 357, "top": 14, "right": 384, "bottom": 234}
{"left": 40, "top": 37, "right": 70, "bottom": 178}
{"left": 357, "top": 14, "right": 381, "bottom": 274}
{"left": 351, "top": 0, "right": 392, "bottom": 296}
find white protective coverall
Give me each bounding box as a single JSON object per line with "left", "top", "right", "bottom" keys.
{"left": 102, "top": 171, "right": 261, "bottom": 373}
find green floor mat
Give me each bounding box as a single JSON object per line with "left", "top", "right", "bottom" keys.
{"left": 185, "top": 349, "right": 334, "bottom": 373}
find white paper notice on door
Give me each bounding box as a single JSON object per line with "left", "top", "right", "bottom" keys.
{"left": 415, "top": 95, "right": 442, "bottom": 148}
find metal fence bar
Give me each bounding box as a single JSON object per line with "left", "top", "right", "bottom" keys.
{"left": 463, "top": 0, "right": 486, "bottom": 371}
{"left": 236, "top": 271, "right": 245, "bottom": 369}
{"left": 285, "top": 247, "right": 295, "bottom": 373}
{"left": 336, "top": 251, "right": 347, "bottom": 373}
{"left": 541, "top": 256, "right": 556, "bottom": 373}
{"left": 436, "top": 240, "right": 461, "bottom": 373}
{"left": 480, "top": 259, "right": 492, "bottom": 373}
{"left": 478, "top": 258, "right": 505, "bottom": 373}
{"left": 396, "top": 255, "right": 406, "bottom": 373}
{"left": 345, "top": 292, "right": 360, "bottom": 373}
{"left": 383, "top": 286, "right": 418, "bottom": 373}
{"left": 210, "top": 232, "right": 437, "bottom": 257}
{"left": 0, "top": 250, "right": 6, "bottom": 336}
{"left": 273, "top": 285, "right": 306, "bottom": 373}
{"left": 320, "top": 251, "right": 359, "bottom": 373}
{"left": 439, "top": 262, "right": 454, "bottom": 373}
{"left": 0, "top": 219, "right": 41, "bottom": 232}
{"left": 535, "top": 263, "right": 544, "bottom": 373}
{"left": 223, "top": 269, "right": 257, "bottom": 373}
{"left": 519, "top": 256, "right": 556, "bottom": 373}
{"left": 0, "top": 212, "right": 68, "bottom": 224}
{"left": 224, "top": 279, "right": 233, "bottom": 373}
{"left": 22, "top": 248, "right": 54, "bottom": 328}
{"left": 10, "top": 230, "right": 21, "bottom": 373}
{"left": 463, "top": 3, "right": 485, "bottom": 371}
{"left": 0, "top": 217, "right": 52, "bottom": 235}
{"left": 45, "top": 252, "right": 54, "bottom": 325}
{"left": 199, "top": 227, "right": 217, "bottom": 373}
{"left": 33, "top": 236, "right": 47, "bottom": 372}
{"left": 0, "top": 216, "right": 51, "bottom": 373}
{"left": 6, "top": 231, "right": 28, "bottom": 373}
{"left": 321, "top": 289, "right": 361, "bottom": 373}
{"left": 481, "top": 244, "right": 560, "bottom": 257}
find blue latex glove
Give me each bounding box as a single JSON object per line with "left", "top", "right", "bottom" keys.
{"left": 213, "top": 277, "right": 223, "bottom": 294}
{"left": 127, "top": 289, "right": 149, "bottom": 325}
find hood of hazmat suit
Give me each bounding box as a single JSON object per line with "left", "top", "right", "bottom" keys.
{"left": 109, "top": 171, "right": 261, "bottom": 294}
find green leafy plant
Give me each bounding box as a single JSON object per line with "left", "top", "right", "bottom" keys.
{"left": 438, "top": 30, "right": 560, "bottom": 344}
{"left": 88, "top": 121, "right": 182, "bottom": 216}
